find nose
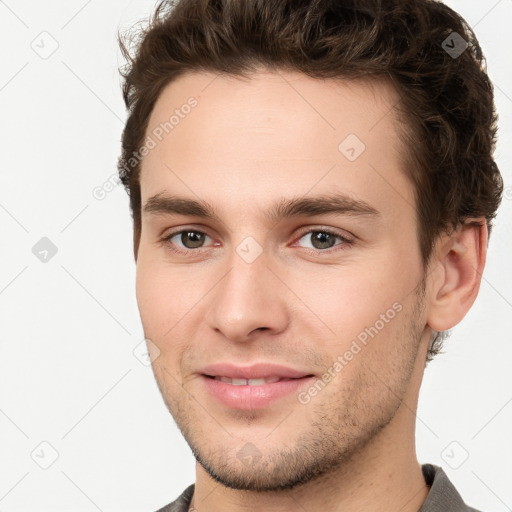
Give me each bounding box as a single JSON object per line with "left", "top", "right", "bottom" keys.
{"left": 204, "top": 246, "right": 289, "bottom": 342}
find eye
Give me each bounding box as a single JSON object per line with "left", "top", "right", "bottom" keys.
{"left": 162, "top": 229, "right": 215, "bottom": 254}
{"left": 294, "top": 228, "right": 353, "bottom": 252}
{"left": 160, "top": 227, "right": 353, "bottom": 256}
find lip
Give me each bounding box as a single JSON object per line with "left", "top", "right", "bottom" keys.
{"left": 200, "top": 374, "right": 316, "bottom": 410}
{"left": 199, "top": 362, "right": 315, "bottom": 410}
{"left": 200, "top": 362, "right": 313, "bottom": 380}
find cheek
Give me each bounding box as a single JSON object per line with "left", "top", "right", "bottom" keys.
{"left": 284, "top": 260, "right": 408, "bottom": 341}
{"left": 135, "top": 249, "right": 181, "bottom": 336}
{"left": 135, "top": 250, "right": 210, "bottom": 353}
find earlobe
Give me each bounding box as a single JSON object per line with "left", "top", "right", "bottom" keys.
{"left": 426, "top": 219, "right": 488, "bottom": 332}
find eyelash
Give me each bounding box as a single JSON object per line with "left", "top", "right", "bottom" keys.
{"left": 160, "top": 227, "right": 354, "bottom": 256}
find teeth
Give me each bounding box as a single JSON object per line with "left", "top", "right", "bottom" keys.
{"left": 247, "top": 378, "right": 268, "bottom": 386}
{"left": 255, "top": 376, "right": 281, "bottom": 384}
{"left": 213, "top": 376, "right": 282, "bottom": 385}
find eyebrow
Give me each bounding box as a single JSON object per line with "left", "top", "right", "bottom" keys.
{"left": 143, "top": 192, "right": 381, "bottom": 223}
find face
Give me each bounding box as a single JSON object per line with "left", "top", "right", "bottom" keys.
{"left": 136, "top": 69, "right": 430, "bottom": 491}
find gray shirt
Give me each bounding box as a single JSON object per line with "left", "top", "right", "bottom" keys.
{"left": 155, "top": 464, "right": 482, "bottom": 511}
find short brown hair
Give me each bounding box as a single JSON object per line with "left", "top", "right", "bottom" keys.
{"left": 117, "top": 0, "right": 503, "bottom": 359}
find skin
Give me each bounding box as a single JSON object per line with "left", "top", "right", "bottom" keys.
{"left": 135, "top": 69, "right": 487, "bottom": 512}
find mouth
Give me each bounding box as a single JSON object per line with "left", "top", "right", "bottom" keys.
{"left": 200, "top": 373, "right": 316, "bottom": 410}
{"left": 203, "top": 375, "right": 314, "bottom": 386}
{"left": 198, "top": 362, "right": 317, "bottom": 409}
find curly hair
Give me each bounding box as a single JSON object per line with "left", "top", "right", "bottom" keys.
{"left": 117, "top": 0, "right": 503, "bottom": 362}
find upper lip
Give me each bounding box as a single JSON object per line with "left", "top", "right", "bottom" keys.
{"left": 200, "top": 362, "right": 313, "bottom": 380}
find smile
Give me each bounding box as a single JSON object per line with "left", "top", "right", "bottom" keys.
{"left": 210, "top": 375, "right": 298, "bottom": 385}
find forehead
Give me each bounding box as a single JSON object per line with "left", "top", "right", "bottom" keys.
{"left": 140, "top": 69, "right": 413, "bottom": 222}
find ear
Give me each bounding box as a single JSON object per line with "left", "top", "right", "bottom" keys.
{"left": 426, "top": 218, "right": 488, "bottom": 332}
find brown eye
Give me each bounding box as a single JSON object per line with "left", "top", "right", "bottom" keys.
{"left": 163, "top": 229, "right": 214, "bottom": 253}
{"left": 294, "top": 228, "right": 353, "bottom": 253}
{"left": 309, "top": 231, "right": 337, "bottom": 249}
{"left": 179, "top": 231, "right": 206, "bottom": 249}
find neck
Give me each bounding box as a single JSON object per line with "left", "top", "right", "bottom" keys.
{"left": 191, "top": 397, "right": 429, "bottom": 511}
{"left": 190, "top": 335, "right": 432, "bottom": 512}
{"left": 193, "top": 448, "right": 428, "bottom": 512}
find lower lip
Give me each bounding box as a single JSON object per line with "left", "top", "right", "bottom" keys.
{"left": 200, "top": 375, "right": 316, "bottom": 410}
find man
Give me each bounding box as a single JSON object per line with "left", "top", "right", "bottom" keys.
{"left": 117, "top": 0, "right": 503, "bottom": 510}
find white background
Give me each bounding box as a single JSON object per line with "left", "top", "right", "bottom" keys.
{"left": 0, "top": 1, "right": 511, "bottom": 511}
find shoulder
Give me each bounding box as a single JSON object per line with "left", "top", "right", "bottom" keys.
{"left": 154, "top": 483, "right": 195, "bottom": 512}
{"left": 420, "top": 464, "right": 483, "bottom": 512}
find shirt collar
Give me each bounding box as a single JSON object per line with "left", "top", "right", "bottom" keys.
{"left": 418, "top": 463, "right": 477, "bottom": 512}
